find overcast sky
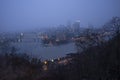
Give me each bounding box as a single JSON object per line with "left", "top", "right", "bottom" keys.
{"left": 0, "top": 0, "right": 120, "bottom": 32}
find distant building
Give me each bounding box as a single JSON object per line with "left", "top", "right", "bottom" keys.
{"left": 72, "top": 20, "right": 80, "bottom": 33}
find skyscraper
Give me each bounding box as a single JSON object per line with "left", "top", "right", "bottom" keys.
{"left": 72, "top": 20, "right": 80, "bottom": 33}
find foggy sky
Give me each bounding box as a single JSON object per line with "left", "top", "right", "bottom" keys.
{"left": 0, "top": 0, "right": 120, "bottom": 32}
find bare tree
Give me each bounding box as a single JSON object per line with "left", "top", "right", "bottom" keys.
{"left": 102, "top": 17, "right": 120, "bottom": 38}
{"left": 75, "top": 17, "right": 120, "bottom": 53}
{"left": 75, "top": 26, "right": 103, "bottom": 52}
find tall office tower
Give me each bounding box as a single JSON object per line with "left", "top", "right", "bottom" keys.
{"left": 72, "top": 20, "right": 80, "bottom": 33}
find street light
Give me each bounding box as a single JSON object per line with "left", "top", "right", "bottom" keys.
{"left": 44, "top": 61, "right": 47, "bottom": 65}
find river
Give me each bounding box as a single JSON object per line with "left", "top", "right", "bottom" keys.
{"left": 13, "top": 42, "right": 76, "bottom": 60}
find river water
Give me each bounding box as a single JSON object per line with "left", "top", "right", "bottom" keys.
{"left": 13, "top": 42, "right": 76, "bottom": 60}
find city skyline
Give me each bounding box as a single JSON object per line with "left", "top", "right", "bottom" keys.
{"left": 0, "top": 0, "right": 120, "bottom": 32}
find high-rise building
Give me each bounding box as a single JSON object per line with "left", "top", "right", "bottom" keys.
{"left": 72, "top": 20, "right": 80, "bottom": 33}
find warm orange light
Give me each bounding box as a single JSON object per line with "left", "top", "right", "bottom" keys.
{"left": 44, "top": 61, "right": 47, "bottom": 65}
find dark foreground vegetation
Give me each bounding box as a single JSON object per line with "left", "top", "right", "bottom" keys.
{"left": 0, "top": 17, "right": 120, "bottom": 80}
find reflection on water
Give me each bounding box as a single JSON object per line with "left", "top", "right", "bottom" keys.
{"left": 13, "top": 42, "right": 76, "bottom": 60}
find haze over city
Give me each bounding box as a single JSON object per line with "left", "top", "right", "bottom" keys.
{"left": 0, "top": 0, "right": 120, "bottom": 80}
{"left": 0, "top": 0, "right": 120, "bottom": 32}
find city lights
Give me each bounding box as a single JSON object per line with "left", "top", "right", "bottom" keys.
{"left": 44, "top": 61, "right": 47, "bottom": 65}
{"left": 51, "top": 59, "right": 54, "bottom": 62}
